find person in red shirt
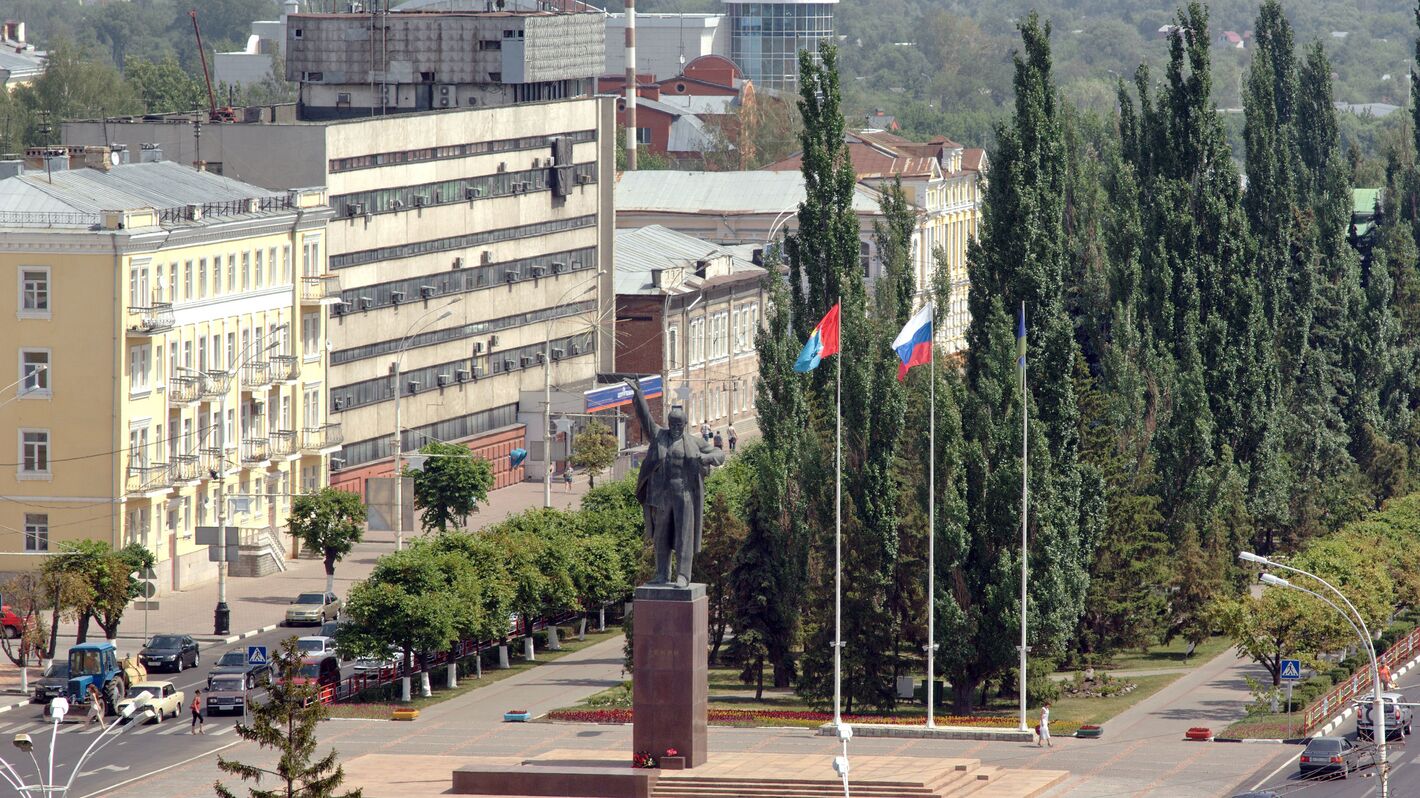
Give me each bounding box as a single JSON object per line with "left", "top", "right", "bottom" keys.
{"left": 190, "top": 689, "right": 205, "bottom": 734}
{"left": 1379, "top": 663, "right": 1396, "bottom": 691}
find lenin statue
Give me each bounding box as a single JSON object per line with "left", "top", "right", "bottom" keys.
{"left": 626, "top": 378, "right": 725, "bottom": 586}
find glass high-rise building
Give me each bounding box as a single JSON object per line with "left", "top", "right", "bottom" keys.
{"left": 724, "top": 0, "right": 836, "bottom": 92}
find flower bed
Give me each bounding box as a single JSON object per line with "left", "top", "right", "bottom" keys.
{"left": 545, "top": 707, "right": 1023, "bottom": 729}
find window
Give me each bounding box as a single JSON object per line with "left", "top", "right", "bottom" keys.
{"left": 282, "top": 246, "right": 292, "bottom": 282}
{"left": 212, "top": 258, "right": 221, "bottom": 295}
{"left": 23, "top": 514, "right": 47, "bottom": 551}
{"left": 128, "top": 265, "right": 149, "bottom": 308}
{"left": 666, "top": 325, "right": 679, "bottom": 370}
{"left": 255, "top": 250, "right": 263, "bottom": 287}
{"left": 20, "top": 430, "right": 49, "bottom": 475}
{"left": 19, "top": 268, "right": 49, "bottom": 317}
{"left": 168, "top": 264, "right": 178, "bottom": 302}
{"left": 689, "top": 317, "right": 705, "bottom": 365}
{"left": 242, "top": 252, "right": 251, "bottom": 290}
{"left": 302, "top": 312, "right": 320, "bottom": 359}
{"left": 130, "top": 346, "right": 151, "bottom": 393}
{"left": 198, "top": 258, "right": 208, "bottom": 297}
{"left": 636, "top": 127, "right": 652, "bottom": 145}
{"left": 270, "top": 247, "right": 279, "bottom": 283}
{"left": 20, "top": 349, "right": 49, "bottom": 397}
{"left": 732, "top": 309, "right": 743, "bottom": 353}
{"left": 197, "top": 337, "right": 207, "bottom": 372}
{"left": 860, "top": 241, "right": 871, "bottom": 277}
{"left": 183, "top": 261, "right": 193, "bottom": 301}
{"left": 211, "top": 335, "right": 222, "bottom": 371}
{"left": 227, "top": 256, "right": 236, "bottom": 292}
{"left": 227, "top": 333, "right": 236, "bottom": 368}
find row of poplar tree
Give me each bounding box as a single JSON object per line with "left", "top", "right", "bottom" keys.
{"left": 728, "top": 1, "right": 1420, "bottom": 714}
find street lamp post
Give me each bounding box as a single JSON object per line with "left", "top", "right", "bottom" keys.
{"left": 1241, "top": 551, "right": 1389, "bottom": 797}
{"left": 194, "top": 325, "right": 288, "bottom": 636}
{"left": 542, "top": 272, "right": 606, "bottom": 509}
{"left": 392, "top": 299, "right": 462, "bottom": 551}
{"left": 0, "top": 694, "right": 152, "bottom": 798}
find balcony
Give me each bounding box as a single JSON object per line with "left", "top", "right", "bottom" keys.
{"left": 270, "top": 430, "right": 298, "bottom": 457}
{"left": 125, "top": 461, "right": 170, "bottom": 495}
{"left": 301, "top": 422, "right": 344, "bottom": 453}
{"left": 269, "top": 354, "right": 299, "bottom": 382}
{"left": 200, "top": 446, "right": 226, "bottom": 478}
{"left": 300, "top": 274, "right": 342, "bottom": 304}
{"left": 168, "top": 375, "right": 202, "bottom": 405}
{"left": 199, "top": 370, "right": 231, "bottom": 400}
{"left": 241, "top": 361, "right": 271, "bottom": 389}
{"left": 241, "top": 438, "right": 270, "bottom": 465}
{"left": 126, "top": 303, "right": 174, "bottom": 336}
{"left": 170, "top": 453, "right": 202, "bottom": 482}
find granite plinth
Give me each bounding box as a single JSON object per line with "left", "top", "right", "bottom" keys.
{"left": 451, "top": 763, "right": 657, "bottom": 798}
{"left": 632, "top": 585, "right": 709, "bottom": 768}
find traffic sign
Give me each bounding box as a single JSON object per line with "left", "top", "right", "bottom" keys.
{"left": 1280, "top": 659, "right": 1302, "bottom": 681}
{"left": 247, "top": 645, "right": 268, "bottom": 666}
{"left": 136, "top": 581, "right": 157, "bottom": 599}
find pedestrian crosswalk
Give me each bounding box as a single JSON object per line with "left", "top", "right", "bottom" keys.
{"left": 0, "top": 716, "right": 239, "bottom": 737}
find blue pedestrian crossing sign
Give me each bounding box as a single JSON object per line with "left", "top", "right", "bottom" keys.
{"left": 1280, "top": 659, "right": 1302, "bottom": 681}
{"left": 247, "top": 645, "right": 268, "bottom": 666}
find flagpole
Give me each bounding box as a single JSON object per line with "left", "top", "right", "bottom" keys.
{"left": 926, "top": 302, "right": 936, "bottom": 728}
{"left": 1018, "top": 300, "right": 1029, "bottom": 733}
{"left": 833, "top": 307, "right": 843, "bottom": 730}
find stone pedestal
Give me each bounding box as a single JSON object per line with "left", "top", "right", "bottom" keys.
{"left": 632, "top": 583, "right": 708, "bottom": 768}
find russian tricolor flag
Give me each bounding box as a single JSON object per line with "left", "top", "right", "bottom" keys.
{"left": 794, "top": 303, "right": 841, "bottom": 373}
{"left": 892, "top": 303, "right": 933, "bottom": 381}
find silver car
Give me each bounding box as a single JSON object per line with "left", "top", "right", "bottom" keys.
{"left": 284, "top": 591, "right": 341, "bottom": 626}
{"left": 1356, "top": 692, "right": 1413, "bottom": 740}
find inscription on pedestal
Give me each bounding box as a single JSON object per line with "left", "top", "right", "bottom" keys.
{"left": 632, "top": 585, "right": 709, "bottom": 769}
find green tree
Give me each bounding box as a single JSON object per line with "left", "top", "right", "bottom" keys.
{"left": 215, "top": 636, "right": 363, "bottom": 798}
{"left": 288, "top": 487, "right": 367, "bottom": 595}
{"left": 42, "top": 540, "right": 143, "bottom": 643}
{"left": 569, "top": 419, "right": 617, "bottom": 488}
{"left": 408, "top": 441, "right": 493, "bottom": 534}
{"left": 125, "top": 56, "right": 205, "bottom": 114}
{"left": 699, "top": 490, "right": 747, "bottom": 664}
{"left": 338, "top": 546, "right": 468, "bottom": 679}
{"left": 16, "top": 38, "right": 140, "bottom": 144}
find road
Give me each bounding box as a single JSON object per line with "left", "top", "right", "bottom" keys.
{"left": 1234, "top": 668, "right": 1420, "bottom": 797}
{"left": 0, "top": 623, "right": 337, "bottom": 798}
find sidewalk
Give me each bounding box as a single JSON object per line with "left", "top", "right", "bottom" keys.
{"left": 0, "top": 477, "right": 598, "bottom": 696}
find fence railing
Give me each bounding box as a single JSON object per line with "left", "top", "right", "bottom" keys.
{"left": 301, "top": 275, "right": 341, "bottom": 302}
{"left": 168, "top": 375, "right": 202, "bottom": 404}
{"left": 242, "top": 361, "right": 271, "bottom": 388}
{"left": 241, "top": 437, "right": 269, "bottom": 464}
{"left": 270, "top": 430, "right": 298, "bottom": 457}
{"left": 269, "top": 354, "right": 299, "bottom": 382}
{"left": 1302, "top": 624, "right": 1420, "bottom": 731}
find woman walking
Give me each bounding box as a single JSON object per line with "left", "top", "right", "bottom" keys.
{"left": 85, "top": 686, "right": 105, "bottom": 729}
{"left": 1037, "top": 701, "right": 1052, "bottom": 748}
{"left": 190, "top": 689, "right": 205, "bottom": 734}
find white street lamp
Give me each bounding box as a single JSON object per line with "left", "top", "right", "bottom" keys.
{"left": 1242, "top": 551, "right": 1389, "bottom": 797}
{"left": 392, "top": 299, "right": 462, "bottom": 551}
{"left": 0, "top": 692, "right": 152, "bottom": 798}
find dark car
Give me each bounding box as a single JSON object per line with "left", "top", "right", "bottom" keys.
{"left": 1299, "top": 736, "right": 1372, "bottom": 778}
{"left": 31, "top": 661, "right": 69, "bottom": 704}
{"left": 208, "top": 648, "right": 272, "bottom": 689}
{"left": 285, "top": 655, "right": 340, "bottom": 689}
{"left": 139, "top": 634, "right": 200, "bottom": 673}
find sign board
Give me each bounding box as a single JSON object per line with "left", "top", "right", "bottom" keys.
{"left": 247, "top": 645, "right": 268, "bottom": 666}
{"left": 136, "top": 581, "right": 157, "bottom": 600}
{"left": 1280, "top": 659, "right": 1302, "bottom": 681}
{"left": 585, "top": 376, "right": 662, "bottom": 413}
{"left": 132, "top": 601, "right": 160, "bottom": 611}
{"left": 196, "top": 525, "right": 233, "bottom": 546}
{"left": 207, "top": 544, "right": 240, "bottom": 563}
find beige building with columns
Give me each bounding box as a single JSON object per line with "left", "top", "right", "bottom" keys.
{"left": 0, "top": 151, "right": 335, "bottom": 591}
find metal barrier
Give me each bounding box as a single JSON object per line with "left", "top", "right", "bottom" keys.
{"left": 329, "top": 608, "right": 588, "bottom": 705}
{"left": 1302, "top": 624, "right": 1420, "bottom": 731}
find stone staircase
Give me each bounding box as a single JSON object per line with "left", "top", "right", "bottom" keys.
{"left": 648, "top": 757, "right": 1065, "bottom": 798}
{"left": 228, "top": 527, "right": 289, "bottom": 577}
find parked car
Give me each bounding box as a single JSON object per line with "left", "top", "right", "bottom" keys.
{"left": 352, "top": 648, "right": 400, "bottom": 677}
{"left": 285, "top": 592, "right": 341, "bottom": 626}
{"left": 31, "top": 661, "right": 69, "bottom": 704}
{"left": 296, "top": 636, "right": 337, "bottom": 658}
{"left": 319, "top": 619, "right": 343, "bottom": 639}
{"left": 116, "top": 680, "right": 184, "bottom": 724}
{"left": 0, "top": 606, "right": 28, "bottom": 638}
{"left": 208, "top": 648, "right": 272, "bottom": 689}
{"left": 139, "top": 634, "right": 200, "bottom": 673}
{"left": 1299, "top": 736, "right": 1372, "bottom": 778}
{"left": 1356, "top": 692, "right": 1413, "bottom": 740}
{"left": 206, "top": 673, "right": 253, "bottom": 716}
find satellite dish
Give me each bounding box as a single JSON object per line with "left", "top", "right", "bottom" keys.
{"left": 109, "top": 151, "right": 121, "bottom": 166}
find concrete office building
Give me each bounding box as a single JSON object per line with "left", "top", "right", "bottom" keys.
{"left": 67, "top": 96, "right": 617, "bottom": 497}
{"left": 0, "top": 150, "right": 333, "bottom": 588}
{"left": 724, "top": 0, "right": 835, "bottom": 91}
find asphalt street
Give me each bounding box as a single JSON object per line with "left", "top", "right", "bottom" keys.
{"left": 0, "top": 623, "right": 336, "bottom": 798}
{"left": 1234, "top": 668, "right": 1420, "bottom": 797}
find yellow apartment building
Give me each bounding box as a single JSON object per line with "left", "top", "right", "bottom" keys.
{"left": 0, "top": 149, "right": 337, "bottom": 592}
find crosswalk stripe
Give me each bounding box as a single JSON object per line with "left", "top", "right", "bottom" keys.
{"left": 129, "top": 722, "right": 163, "bottom": 735}
{"left": 160, "top": 724, "right": 189, "bottom": 735}
{"left": 208, "top": 725, "right": 233, "bottom": 736}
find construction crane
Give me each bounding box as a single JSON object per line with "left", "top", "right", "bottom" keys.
{"left": 190, "top": 9, "right": 238, "bottom": 123}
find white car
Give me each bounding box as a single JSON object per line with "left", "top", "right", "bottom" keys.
{"left": 352, "top": 647, "right": 400, "bottom": 676}
{"left": 296, "top": 636, "right": 337, "bottom": 659}
{"left": 116, "top": 681, "right": 184, "bottom": 723}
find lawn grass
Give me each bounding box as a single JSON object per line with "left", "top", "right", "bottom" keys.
{"left": 1221, "top": 712, "right": 1302, "bottom": 740}
{"left": 326, "top": 628, "right": 621, "bottom": 719}
{"left": 1094, "top": 636, "right": 1233, "bottom": 672}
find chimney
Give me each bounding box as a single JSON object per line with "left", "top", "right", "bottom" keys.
{"left": 111, "top": 143, "right": 130, "bottom": 164}
{"left": 139, "top": 143, "right": 163, "bottom": 163}
{"left": 83, "top": 145, "right": 113, "bottom": 172}
{"left": 44, "top": 152, "right": 68, "bottom": 174}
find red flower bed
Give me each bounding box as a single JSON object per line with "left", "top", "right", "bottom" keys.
{"left": 545, "top": 707, "right": 1019, "bottom": 728}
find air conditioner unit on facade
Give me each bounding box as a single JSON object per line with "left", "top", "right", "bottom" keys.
{"left": 569, "top": 343, "right": 581, "bottom": 355}
{"left": 530, "top": 265, "right": 545, "bottom": 278}
{"left": 436, "top": 373, "right": 450, "bottom": 387}
{"left": 473, "top": 342, "right": 484, "bottom": 354}
{"left": 489, "top": 335, "right": 498, "bottom": 346}
{"left": 390, "top": 290, "right": 405, "bottom": 304}
{"left": 456, "top": 369, "right": 471, "bottom": 382}
{"left": 551, "top": 348, "right": 564, "bottom": 360}
{"left": 503, "top": 359, "right": 516, "bottom": 371}
{"left": 481, "top": 251, "right": 493, "bottom": 265}
{"left": 358, "top": 296, "right": 373, "bottom": 310}
{"left": 333, "top": 397, "right": 346, "bottom": 410}
{"left": 452, "top": 257, "right": 464, "bottom": 269}
{"left": 505, "top": 270, "right": 519, "bottom": 283}
{"left": 551, "top": 261, "right": 565, "bottom": 273}
{"left": 465, "top": 186, "right": 482, "bottom": 199}
{"left": 407, "top": 380, "right": 420, "bottom": 395}
{"left": 420, "top": 285, "right": 436, "bottom": 299}
{"left": 519, "top": 355, "right": 532, "bottom": 368}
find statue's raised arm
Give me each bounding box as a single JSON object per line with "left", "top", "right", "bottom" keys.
{"left": 625, "top": 377, "right": 658, "bottom": 438}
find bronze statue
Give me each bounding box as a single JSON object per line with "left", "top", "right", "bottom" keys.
{"left": 626, "top": 378, "right": 725, "bottom": 587}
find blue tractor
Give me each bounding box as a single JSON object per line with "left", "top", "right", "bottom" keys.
{"left": 65, "top": 642, "right": 128, "bottom": 714}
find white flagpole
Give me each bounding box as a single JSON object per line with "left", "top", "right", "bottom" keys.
{"left": 833, "top": 310, "right": 843, "bottom": 730}
{"left": 926, "top": 302, "right": 936, "bottom": 728}
{"left": 1018, "top": 300, "right": 1029, "bottom": 732}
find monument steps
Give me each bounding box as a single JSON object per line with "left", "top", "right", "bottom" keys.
{"left": 651, "top": 777, "right": 937, "bottom": 798}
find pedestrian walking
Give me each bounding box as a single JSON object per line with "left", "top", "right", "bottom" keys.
{"left": 1380, "top": 663, "right": 1396, "bottom": 690}
{"left": 191, "top": 689, "right": 205, "bottom": 734}
{"left": 85, "top": 685, "right": 105, "bottom": 729}
{"left": 1036, "top": 702, "right": 1052, "bottom": 748}
{"left": 728, "top": 426, "right": 737, "bottom": 452}
{"left": 563, "top": 467, "right": 574, "bottom": 491}
{"left": 701, "top": 423, "right": 712, "bottom": 441}
{"left": 713, "top": 431, "right": 724, "bottom": 450}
